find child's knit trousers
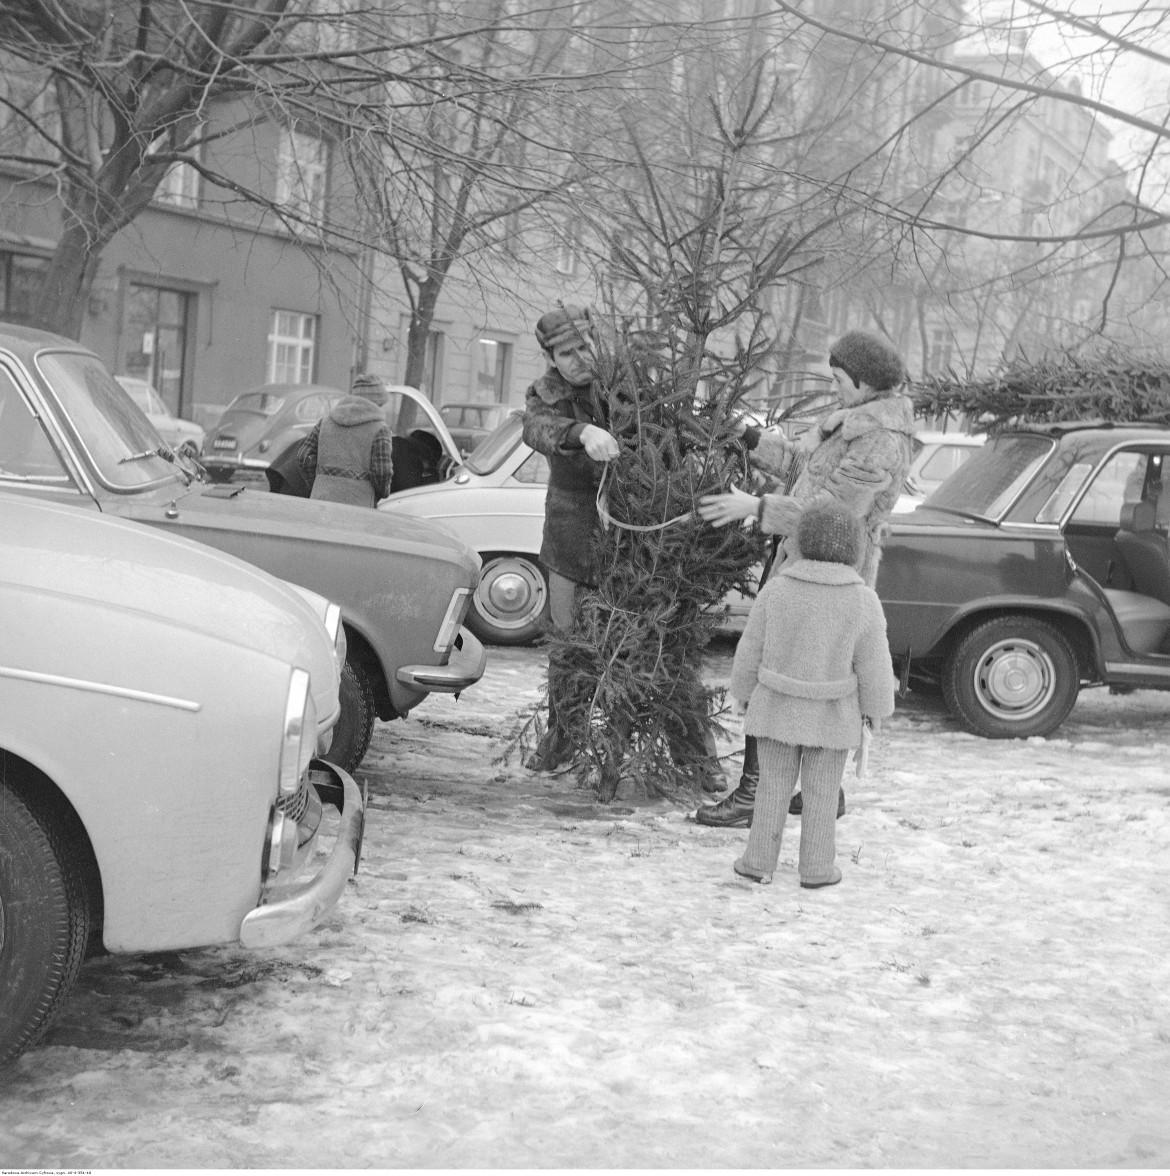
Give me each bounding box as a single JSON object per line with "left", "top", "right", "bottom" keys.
{"left": 741, "top": 740, "right": 848, "bottom": 883}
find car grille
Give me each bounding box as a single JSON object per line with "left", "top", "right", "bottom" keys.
{"left": 212, "top": 436, "right": 237, "bottom": 450}
{"left": 276, "top": 779, "right": 311, "bottom": 822}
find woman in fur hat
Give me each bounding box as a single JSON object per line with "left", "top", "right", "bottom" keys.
{"left": 727, "top": 502, "right": 896, "bottom": 888}
{"left": 298, "top": 372, "right": 394, "bottom": 508}
{"left": 694, "top": 329, "right": 914, "bottom": 828}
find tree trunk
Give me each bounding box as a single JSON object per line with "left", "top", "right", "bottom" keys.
{"left": 30, "top": 221, "right": 102, "bottom": 340}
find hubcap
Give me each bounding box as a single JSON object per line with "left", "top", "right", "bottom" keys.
{"left": 973, "top": 638, "right": 1056, "bottom": 721}
{"left": 476, "top": 558, "right": 547, "bottom": 630}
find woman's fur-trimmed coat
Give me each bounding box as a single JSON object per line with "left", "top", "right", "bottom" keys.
{"left": 730, "top": 560, "right": 896, "bottom": 750}
{"left": 753, "top": 391, "right": 915, "bottom": 587}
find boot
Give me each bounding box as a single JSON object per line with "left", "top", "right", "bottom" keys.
{"left": 524, "top": 725, "right": 570, "bottom": 772}
{"left": 695, "top": 737, "right": 757, "bottom": 828}
{"left": 789, "top": 787, "right": 846, "bottom": 818}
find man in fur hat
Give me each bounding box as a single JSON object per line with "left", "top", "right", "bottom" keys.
{"left": 298, "top": 372, "right": 394, "bottom": 508}
{"left": 520, "top": 304, "right": 620, "bottom": 771}
{"left": 693, "top": 329, "right": 914, "bottom": 828}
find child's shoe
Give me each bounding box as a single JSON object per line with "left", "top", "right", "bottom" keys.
{"left": 733, "top": 857, "right": 772, "bottom": 885}
{"left": 800, "top": 865, "right": 842, "bottom": 889}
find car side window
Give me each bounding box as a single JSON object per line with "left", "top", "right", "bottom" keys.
{"left": 512, "top": 450, "right": 550, "bottom": 485}
{"left": 0, "top": 366, "right": 75, "bottom": 487}
{"left": 1069, "top": 452, "right": 1148, "bottom": 528}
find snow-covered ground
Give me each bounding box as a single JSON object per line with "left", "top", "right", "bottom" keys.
{"left": 2, "top": 642, "right": 1169, "bottom": 1168}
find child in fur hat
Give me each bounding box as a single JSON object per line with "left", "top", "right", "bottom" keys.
{"left": 727, "top": 501, "right": 896, "bottom": 888}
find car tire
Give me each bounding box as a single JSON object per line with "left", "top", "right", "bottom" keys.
{"left": 943, "top": 615, "right": 1080, "bottom": 739}
{"left": 328, "top": 657, "right": 377, "bottom": 774}
{"left": 465, "top": 554, "right": 551, "bottom": 647}
{"left": 0, "top": 782, "right": 91, "bottom": 1066}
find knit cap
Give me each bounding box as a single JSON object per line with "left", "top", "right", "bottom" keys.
{"left": 534, "top": 304, "right": 593, "bottom": 353}
{"left": 351, "top": 372, "right": 389, "bottom": 406}
{"left": 828, "top": 330, "right": 905, "bottom": 392}
{"left": 797, "top": 501, "right": 861, "bottom": 566}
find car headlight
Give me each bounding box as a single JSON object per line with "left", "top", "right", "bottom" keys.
{"left": 278, "top": 668, "right": 316, "bottom": 798}
{"left": 324, "top": 601, "right": 346, "bottom": 675}
{"left": 433, "top": 587, "right": 472, "bottom": 653}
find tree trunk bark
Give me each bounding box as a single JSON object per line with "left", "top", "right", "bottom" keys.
{"left": 30, "top": 220, "right": 101, "bottom": 340}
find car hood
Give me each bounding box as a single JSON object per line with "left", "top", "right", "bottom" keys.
{"left": 121, "top": 479, "right": 481, "bottom": 569}
{"left": 1, "top": 494, "right": 339, "bottom": 715}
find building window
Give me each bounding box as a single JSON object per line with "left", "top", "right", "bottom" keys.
{"left": 0, "top": 251, "right": 50, "bottom": 325}
{"left": 151, "top": 121, "right": 204, "bottom": 210}
{"left": 276, "top": 127, "right": 328, "bottom": 228}
{"left": 927, "top": 325, "right": 954, "bottom": 374}
{"left": 472, "top": 337, "right": 511, "bottom": 401}
{"left": 267, "top": 310, "right": 318, "bottom": 384}
{"left": 555, "top": 220, "right": 580, "bottom": 276}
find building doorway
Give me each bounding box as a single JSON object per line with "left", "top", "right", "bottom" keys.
{"left": 122, "top": 283, "right": 193, "bottom": 418}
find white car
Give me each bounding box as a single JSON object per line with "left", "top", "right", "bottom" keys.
{"left": 380, "top": 412, "right": 757, "bottom": 644}
{"left": 114, "top": 375, "right": 206, "bottom": 456}
{"left": 893, "top": 430, "right": 985, "bottom": 513}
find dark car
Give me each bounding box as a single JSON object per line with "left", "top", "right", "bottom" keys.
{"left": 201, "top": 383, "right": 347, "bottom": 486}
{"left": 877, "top": 421, "right": 1170, "bottom": 738}
{"left": 0, "top": 323, "right": 486, "bottom": 774}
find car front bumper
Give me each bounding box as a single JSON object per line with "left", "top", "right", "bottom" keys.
{"left": 395, "top": 625, "right": 486, "bottom": 692}
{"left": 238, "top": 758, "right": 365, "bottom": 949}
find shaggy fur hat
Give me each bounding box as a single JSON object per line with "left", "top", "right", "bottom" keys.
{"left": 351, "top": 372, "right": 389, "bottom": 406}
{"left": 534, "top": 304, "right": 593, "bottom": 354}
{"left": 797, "top": 501, "right": 861, "bottom": 566}
{"left": 828, "top": 330, "right": 905, "bottom": 392}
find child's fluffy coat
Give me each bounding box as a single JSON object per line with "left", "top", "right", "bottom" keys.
{"left": 730, "top": 560, "right": 896, "bottom": 748}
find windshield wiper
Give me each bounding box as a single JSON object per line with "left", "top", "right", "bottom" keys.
{"left": 118, "top": 446, "right": 167, "bottom": 465}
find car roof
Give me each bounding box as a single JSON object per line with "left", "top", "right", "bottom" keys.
{"left": 1001, "top": 420, "right": 1170, "bottom": 439}
{"left": 229, "top": 382, "right": 344, "bottom": 401}
{"left": 916, "top": 431, "right": 984, "bottom": 445}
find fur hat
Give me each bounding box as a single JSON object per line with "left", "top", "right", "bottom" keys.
{"left": 351, "top": 372, "right": 389, "bottom": 406}
{"left": 828, "top": 330, "right": 905, "bottom": 392}
{"left": 797, "top": 501, "right": 861, "bottom": 566}
{"left": 534, "top": 304, "right": 593, "bottom": 354}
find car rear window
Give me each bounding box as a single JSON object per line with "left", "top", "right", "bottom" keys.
{"left": 230, "top": 391, "right": 286, "bottom": 416}
{"left": 925, "top": 434, "right": 1054, "bottom": 519}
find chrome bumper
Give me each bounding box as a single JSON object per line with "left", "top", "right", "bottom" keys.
{"left": 396, "top": 626, "right": 486, "bottom": 692}
{"left": 239, "top": 758, "right": 365, "bottom": 950}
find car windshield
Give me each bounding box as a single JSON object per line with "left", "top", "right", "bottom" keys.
{"left": 119, "top": 379, "right": 168, "bottom": 417}
{"left": 466, "top": 412, "right": 523, "bottom": 474}
{"left": 36, "top": 351, "right": 179, "bottom": 489}
{"left": 229, "top": 391, "right": 286, "bottom": 417}
{"left": 924, "top": 434, "right": 1054, "bottom": 520}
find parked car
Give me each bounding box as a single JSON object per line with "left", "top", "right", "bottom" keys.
{"left": 892, "top": 430, "right": 985, "bottom": 513}
{"left": 0, "top": 322, "right": 485, "bottom": 774}
{"left": 201, "top": 383, "right": 348, "bottom": 486}
{"left": 877, "top": 421, "right": 1170, "bottom": 738}
{"left": 113, "top": 375, "right": 206, "bottom": 457}
{"left": 0, "top": 494, "right": 363, "bottom": 1066}
{"left": 439, "top": 401, "right": 511, "bottom": 458}
{"left": 380, "top": 411, "right": 758, "bottom": 644}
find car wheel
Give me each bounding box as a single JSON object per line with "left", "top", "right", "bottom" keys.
{"left": 466, "top": 554, "right": 550, "bottom": 647}
{"left": 328, "top": 657, "right": 377, "bottom": 774}
{"left": 0, "top": 782, "right": 91, "bottom": 1066}
{"left": 943, "top": 615, "right": 1080, "bottom": 739}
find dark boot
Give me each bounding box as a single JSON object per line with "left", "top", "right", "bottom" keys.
{"left": 524, "top": 725, "right": 570, "bottom": 772}
{"left": 789, "top": 787, "right": 846, "bottom": 819}
{"left": 695, "top": 737, "right": 758, "bottom": 828}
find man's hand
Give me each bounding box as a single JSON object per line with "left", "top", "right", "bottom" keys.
{"left": 580, "top": 424, "right": 620, "bottom": 461}
{"left": 697, "top": 485, "right": 760, "bottom": 527}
